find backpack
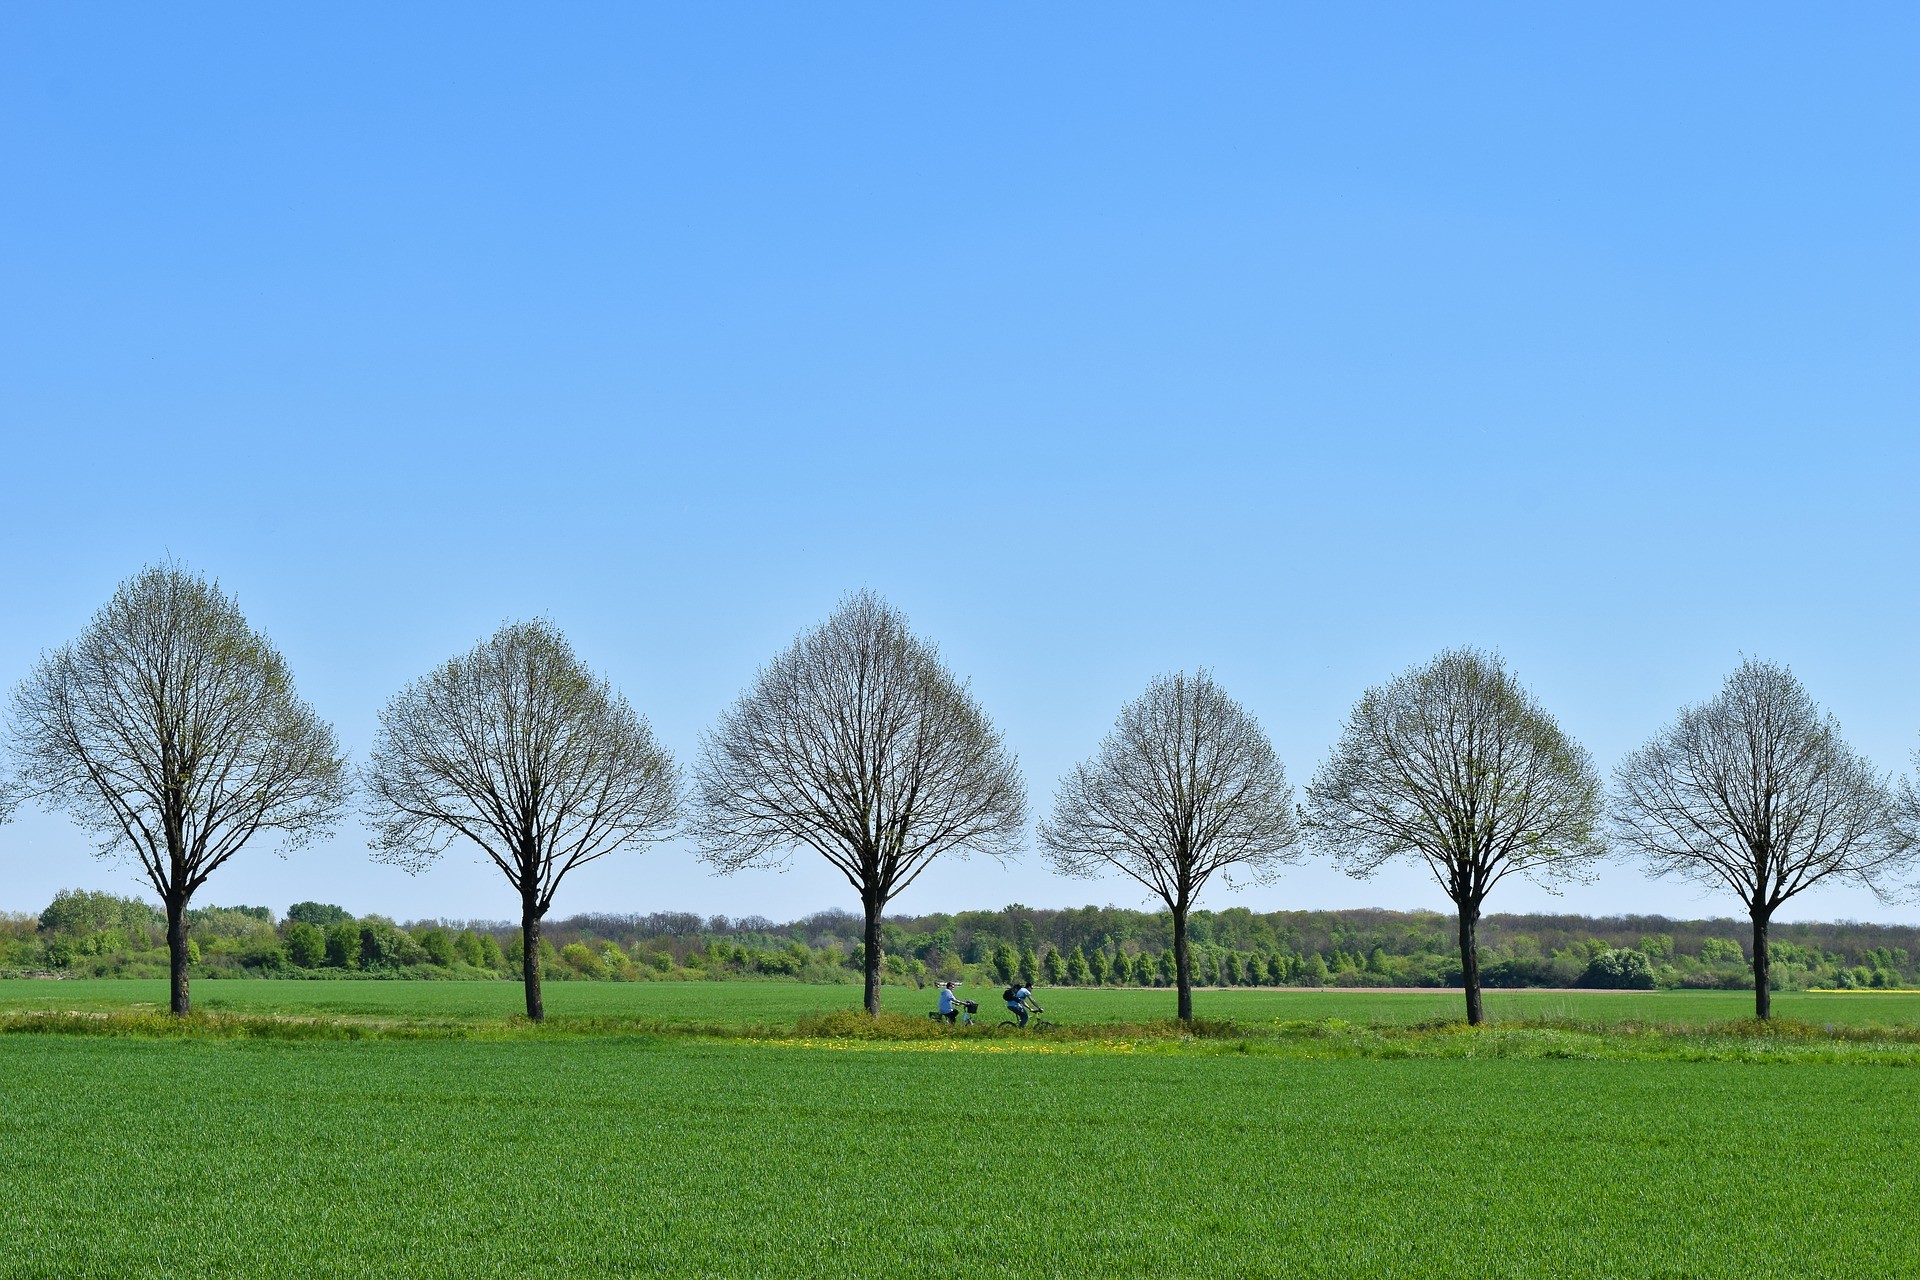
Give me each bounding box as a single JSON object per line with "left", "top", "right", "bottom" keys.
{"left": 1003, "top": 986, "right": 1017, "bottom": 1003}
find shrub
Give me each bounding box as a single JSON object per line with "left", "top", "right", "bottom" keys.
{"left": 1483, "top": 955, "right": 1575, "bottom": 988}
{"left": 356, "top": 917, "right": 414, "bottom": 969}
{"left": 559, "top": 942, "right": 604, "bottom": 978}
{"left": 418, "top": 928, "right": 456, "bottom": 968}
{"left": 1578, "top": 948, "right": 1657, "bottom": 990}
{"left": 992, "top": 944, "right": 1018, "bottom": 985}
{"left": 325, "top": 922, "right": 362, "bottom": 968}
{"left": 285, "top": 922, "right": 327, "bottom": 969}
{"left": 454, "top": 930, "right": 485, "bottom": 967}
{"left": 39, "top": 890, "right": 162, "bottom": 937}
{"left": 1698, "top": 937, "right": 1745, "bottom": 965}
{"left": 189, "top": 909, "right": 279, "bottom": 947}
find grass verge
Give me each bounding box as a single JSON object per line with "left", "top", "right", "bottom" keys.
{"left": 7, "top": 1005, "right": 1920, "bottom": 1064}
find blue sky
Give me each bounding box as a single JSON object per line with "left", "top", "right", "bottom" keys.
{"left": 2, "top": 4, "right": 1916, "bottom": 926}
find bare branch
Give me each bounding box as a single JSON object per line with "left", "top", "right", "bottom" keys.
{"left": 4, "top": 563, "right": 349, "bottom": 1014}
{"left": 1611, "top": 658, "right": 1908, "bottom": 1017}
{"left": 1303, "top": 648, "right": 1602, "bottom": 1024}
{"left": 360, "top": 618, "right": 679, "bottom": 1021}
{"left": 1037, "top": 669, "right": 1299, "bottom": 1020}
{"left": 690, "top": 590, "right": 1025, "bottom": 1014}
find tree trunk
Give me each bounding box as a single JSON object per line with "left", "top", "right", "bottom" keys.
{"left": 166, "top": 894, "right": 191, "bottom": 1016}
{"left": 1173, "top": 907, "right": 1193, "bottom": 1023}
{"left": 862, "top": 900, "right": 883, "bottom": 1017}
{"left": 522, "top": 904, "right": 545, "bottom": 1023}
{"left": 1457, "top": 903, "right": 1483, "bottom": 1026}
{"left": 1751, "top": 908, "right": 1771, "bottom": 1021}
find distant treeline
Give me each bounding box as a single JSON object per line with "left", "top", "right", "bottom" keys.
{"left": 4, "top": 891, "right": 1917, "bottom": 993}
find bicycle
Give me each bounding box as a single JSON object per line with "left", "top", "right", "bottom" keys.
{"left": 998, "top": 1003, "right": 1054, "bottom": 1031}
{"left": 928, "top": 999, "right": 978, "bottom": 1027}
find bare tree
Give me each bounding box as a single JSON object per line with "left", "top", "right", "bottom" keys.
{"left": 1039, "top": 670, "right": 1300, "bottom": 1021}
{"left": 692, "top": 591, "right": 1025, "bottom": 1015}
{"left": 5, "top": 564, "right": 348, "bottom": 1014}
{"left": 1304, "top": 648, "right": 1603, "bottom": 1025}
{"left": 364, "top": 619, "right": 679, "bottom": 1022}
{"left": 1611, "top": 658, "right": 1908, "bottom": 1019}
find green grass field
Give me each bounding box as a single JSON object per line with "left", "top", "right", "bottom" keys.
{"left": 5, "top": 980, "right": 1920, "bottom": 1278}
{"left": 7, "top": 976, "right": 1920, "bottom": 1028}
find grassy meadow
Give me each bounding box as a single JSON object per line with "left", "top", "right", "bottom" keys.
{"left": 5, "top": 979, "right": 1920, "bottom": 1277}
{"left": 5, "top": 976, "right": 1920, "bottom": 1030}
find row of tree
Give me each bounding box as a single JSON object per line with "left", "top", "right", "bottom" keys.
{"left": 17, "top": 890, "right": 1915, "bottom": 994}
{"left": 4, "top": 563, "right": 1919, "bottom": 1023}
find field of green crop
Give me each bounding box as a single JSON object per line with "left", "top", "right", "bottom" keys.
{"left": 6, "top": 980, "right": 1920, "bottom": 1278}
{"left": 4, "top": 1032, "right": 1919, "bottom": 1278}
{"left": 7, "top": 977, "right": 1920, "bottom": 1028}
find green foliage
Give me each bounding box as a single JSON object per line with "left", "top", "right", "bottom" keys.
{"left": 418, "top": 928, "right": 456, "bottom": 968}
{"left": 454, "top": 930, "right": 485, "bottom": 967}
{"left": 1579, "top": 948, "right": 1658, "bottom": 990}
{"left": 325, "top": 922, "right": 362, "bottom": 969}
{"left": 355, "top": 917, "right": 417, "bottom": 970}
{"left": 284, "top": 922, "right": 327, "bottom": 969}
{"left": 559, "top": 942, "right": 604, "bottom": 978}
{"left": 1066, "top": 945, "right": 1092, "bottom": 985}
{"left": 13, "top": 901, "right": 1918, "bottom": 993}
{"left": 288, "top": 902, "right": 353, "bottom": 928}
{"left": 188, "top": 907, "right": 278, "bottom": 942}
{"left": 992, "top": 943, "right": 1018, "bottom": 985}
{"left": 1699, "top": 938, "right": 1745, "bottom": 964}
{"left": 218, "top": 906, "right": 274, "bottom": 924}
{"left": 39, "top": 890, "right": 162, "bottom": 937}
{"left": 1041, "top": 947, "right": 1064, "bottom": 985}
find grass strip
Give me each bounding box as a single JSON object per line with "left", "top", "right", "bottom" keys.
{"left": 7, "top": 1005, "right": 1920, "bottom": 1064}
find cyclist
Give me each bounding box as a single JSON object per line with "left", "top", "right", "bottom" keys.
{"left": 936, "top": 981, "right": 959, "bottom": 1024}
{"left": 1004, "top": 979, "right": 1041, "bottom": 1028}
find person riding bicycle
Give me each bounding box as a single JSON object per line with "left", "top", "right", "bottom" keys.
{"left": 1004, "top": 980, "right": 1041, "bottom": 1028}
{"left": 933, "top": 982, "right": 979, "bottom": 1025}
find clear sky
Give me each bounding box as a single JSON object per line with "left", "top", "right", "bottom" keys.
{"left": 2, "top": 4, "right": 1916, "bottom": 927}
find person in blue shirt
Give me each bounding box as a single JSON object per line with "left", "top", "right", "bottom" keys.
{"left": 1005, "top": 980, "right": 1040, "bottom": 1027}
{"left": 936, "top": 981, "right": 958, "bottom": 1023}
